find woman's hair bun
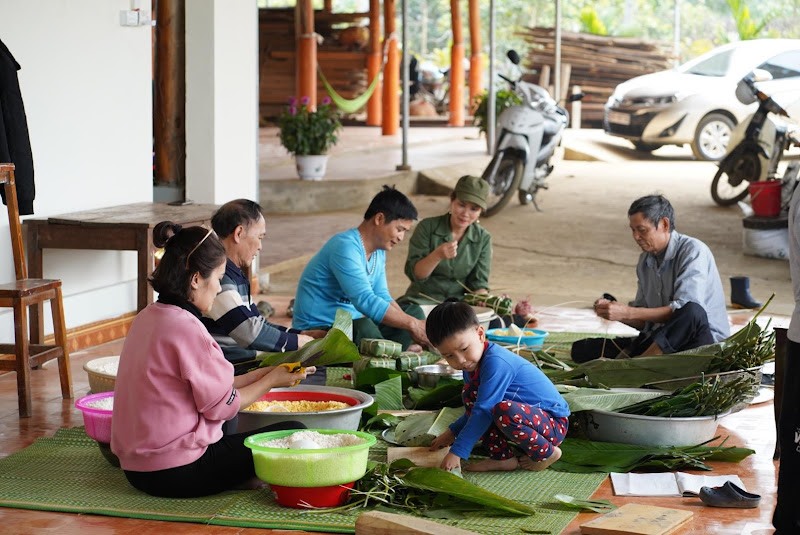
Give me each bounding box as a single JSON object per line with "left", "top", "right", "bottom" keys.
{"left": 153, "top": 221, "right": 183, "bottom": 248}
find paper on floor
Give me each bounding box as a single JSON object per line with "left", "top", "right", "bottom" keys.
{"left": 610, "top": 472, "right": 746, "bottom": 497}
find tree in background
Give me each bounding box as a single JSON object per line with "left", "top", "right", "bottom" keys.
{"left": 725, "top": 0, "right": 770, "bottom": 40}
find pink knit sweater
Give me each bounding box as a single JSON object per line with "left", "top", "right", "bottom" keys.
{"left": 111, "top": 302, "right": 240, "bottom": 472}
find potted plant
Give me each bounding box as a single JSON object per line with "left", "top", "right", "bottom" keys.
{"left": 278, "top": 96, "right": 342, "bottom": 180}
{"left": 471, "top": 89, "right": 522, "bottom": 151}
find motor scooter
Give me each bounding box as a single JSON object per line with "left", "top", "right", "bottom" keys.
{"left": 481, "top": 50, "right": 582, "bottom": 216}
{"left": 711, "top": 69, "right": 799, "bottom": 206}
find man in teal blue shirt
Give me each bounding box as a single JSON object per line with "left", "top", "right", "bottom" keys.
{"left": 292, "top": 186, "right": 429, "bottom": 349}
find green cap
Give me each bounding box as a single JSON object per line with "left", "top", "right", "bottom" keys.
{"left": 454, "top": 175, "right": 489, "bottom": 210}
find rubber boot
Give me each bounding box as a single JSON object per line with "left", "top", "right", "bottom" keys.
{"left": 730, "top": 276, "right": 762, "bottom": 309}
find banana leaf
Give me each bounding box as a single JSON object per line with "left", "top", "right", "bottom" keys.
{"left": 545, "top": 354, "right": 714, "bottom": 388}
{"left": 408, "top": 381, "right": 463, "bottom": 410}
{"left": 258, "top": 310, "right": 358, "bottom": 367}
{"left": 395, "top": 412, "right": 437, "bottom": 446}
{"left": 561, "top": 388, "right": 666, "bottom": 412}
{"left": 553, "top": 494, "right": 616, "bottom": 513}
{"left": 374, "top": 376, "right": 405, "bottom": 411}
{"left": 402, "top": 466, "right": 536, "bottom": 516}
{"left": 552, "top": 438, "right": 754, "bottom": 473}
{"left": 353, "top": 367, "right": 407, "bottom": 389}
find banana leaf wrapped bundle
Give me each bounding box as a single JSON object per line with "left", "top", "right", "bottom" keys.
{"left": 360, "top": 338, "right": 403, "bottom": 358}
{"left": 353, "top": 356, "right": 397, "bottom": 378}
{"left": 462, "top": 292, "right": 513, "bottom": 316}
{"left": 396, "top": 351, "right": 440, "bottom": 371}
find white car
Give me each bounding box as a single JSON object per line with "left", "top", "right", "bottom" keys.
{"left": 604, "top": 39, "right": 800, "bottom": 161}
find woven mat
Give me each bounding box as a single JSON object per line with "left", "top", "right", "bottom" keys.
{"left": 0, "top": 427, "right": 606, "bottom": 534}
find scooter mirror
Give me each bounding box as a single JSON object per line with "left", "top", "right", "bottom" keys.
{"left": 735, "top": 76, "right": 757, "bottom": 105}
{"left": 507, "top": 50, "right": 521, "bottom": 65}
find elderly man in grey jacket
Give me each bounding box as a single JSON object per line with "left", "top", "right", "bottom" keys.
{"left": 571, "top": 194, "right": 729, "bottom": 363}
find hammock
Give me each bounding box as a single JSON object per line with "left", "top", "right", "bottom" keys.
{"left": 318, "top": 65, "right": 381, "bottom": 114}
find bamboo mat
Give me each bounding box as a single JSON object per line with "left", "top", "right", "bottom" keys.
{"left": 0, "top": 427, "right": 607, "bottom": 534}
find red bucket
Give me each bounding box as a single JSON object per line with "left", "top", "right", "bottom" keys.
{"left": 269, "top": 482, "right": 355, "bottom": 508}
{"left": 748, "top": 180, "right": 782, "bottom": 217}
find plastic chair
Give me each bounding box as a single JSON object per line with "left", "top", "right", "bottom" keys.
{"left": 0, "top": 163, "right": 72, "bottom": 417}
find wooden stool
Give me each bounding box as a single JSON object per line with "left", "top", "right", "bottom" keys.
{"left": 0, "top": 163, "right": 72, "bottom": 417}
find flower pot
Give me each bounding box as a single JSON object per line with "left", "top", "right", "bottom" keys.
{"left": 295, "top": 154, "right": 329, "bottom": 181}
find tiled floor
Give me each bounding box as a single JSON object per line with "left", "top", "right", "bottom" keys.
{"left": 0, "top": 304, "right": 781, "bottom": 535}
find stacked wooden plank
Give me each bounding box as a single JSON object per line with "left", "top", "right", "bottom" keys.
{"left": 519, "top": 27, "right": 673, "bottom": 127}
{"left": 259, "top": 8, "right": 369, "bottom": 119}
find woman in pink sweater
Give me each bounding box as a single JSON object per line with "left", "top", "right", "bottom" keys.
{"left": 111, "top": 221, "right": 315, "bottom": 498}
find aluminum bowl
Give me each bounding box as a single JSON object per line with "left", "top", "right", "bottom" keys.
{"left": 410, "top": 364, "right": 463, "bottom": 388}
{"left": 237, "top": 385, "right": 373, "bottom": 433}
{"left": 583, "top": 409, "right": 730, "bottom": 447}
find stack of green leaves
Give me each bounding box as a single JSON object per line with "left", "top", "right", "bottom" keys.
{"left": 553, "top": 438, "right": 754, "bottom": 473}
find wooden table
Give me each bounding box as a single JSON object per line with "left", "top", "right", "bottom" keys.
{"left": 24, "top": 202, "right": 219, "bottom": 339}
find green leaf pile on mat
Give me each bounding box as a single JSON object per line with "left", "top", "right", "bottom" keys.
{"left": 307, "top": 459, "right": 536, "bottom": 518}
{"left": 553, "top": 437, "right": 754, "bottom": 473}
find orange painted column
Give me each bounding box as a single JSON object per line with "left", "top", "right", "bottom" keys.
{"left": 468, "top": 0, "right": 483, "bottom": 109}
{"left": 366, "top": 0, "right": 382, "bottom": 126}
{"left": 382, "top": 0, "right": 399, "bottom": 135}
{"left": 449, "top": 0, "right": 465, "bottom": 126}
{"left": 295, "top": 0, "right": 317, "bottom": 109}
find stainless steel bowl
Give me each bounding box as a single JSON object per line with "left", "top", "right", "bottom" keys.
{"left": 237, "top": 385, "right": 374, "bottom": 433}
{"left": 410, "top": 364, "right": 463, "bottom": 388}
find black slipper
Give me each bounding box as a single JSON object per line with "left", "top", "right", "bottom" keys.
{"left": 699, "top": 481, "right": 761, "bottom": 508}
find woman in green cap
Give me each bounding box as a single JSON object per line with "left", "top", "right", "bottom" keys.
{"left": 399, "top": 175, "right": 492, "bottom": 305}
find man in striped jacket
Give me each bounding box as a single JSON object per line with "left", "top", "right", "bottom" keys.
{"left": 203, "top": 199, "right": 323, "bottom": 374}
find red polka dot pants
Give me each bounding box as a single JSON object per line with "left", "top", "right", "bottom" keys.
{"left": 481, "top": 400, "right": 568, "bottom": 461}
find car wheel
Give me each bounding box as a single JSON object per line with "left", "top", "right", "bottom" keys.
{"left": 632, "top": 141, "right": 663, "bottom": 152}
{"left": 692, "top": 113, "right": 734, "bottom": 161}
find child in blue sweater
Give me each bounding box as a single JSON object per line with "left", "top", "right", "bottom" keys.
{"left": 427, "top": 301, "right": 570, "bottom": 472}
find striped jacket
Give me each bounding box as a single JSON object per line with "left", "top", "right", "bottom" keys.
{"left": 203, "top": 259, "right": 300, "bottom": 369}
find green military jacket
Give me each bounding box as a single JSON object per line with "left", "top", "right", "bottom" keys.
{"left": 400, "top": 213, "right": 492, "bottom": 305}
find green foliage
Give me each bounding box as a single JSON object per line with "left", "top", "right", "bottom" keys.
{"left": 579, "top": 6, "right": 608, "bottom": 36}
{"left": 726, "top": 0, "right": 770, "bottom": 40}
{"left": 316, "top": 460, "right": 537, "bottom": 517}
{"left": 553, "top": 437, "right": 755, "bottom": 473}
{"left": 277, "top": 96, "right": 342, "bottom": 155}
{"left": 471, "top": 89, "right": 522, "bottom": 136}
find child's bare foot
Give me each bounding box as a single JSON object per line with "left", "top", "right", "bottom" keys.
{"left": 464, "top": 457, "right": 519, "bottom": 472}
{"left": 518, "top": 446, "right": 562, "bottom": 472}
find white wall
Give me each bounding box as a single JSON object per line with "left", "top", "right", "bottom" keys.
{"left": 0, "top": 0, "right": 153, "bottom": 335}
{"left": 185, "top": 0, "right": 259, "bottom": 204}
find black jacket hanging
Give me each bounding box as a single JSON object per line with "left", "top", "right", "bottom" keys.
{"left": 0, "top": 38, "right": 34, "bottom": 215}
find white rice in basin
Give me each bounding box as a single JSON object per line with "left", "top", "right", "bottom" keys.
{"left": 84, "top": 397, "right": 114, "bottom": 410}
{"left": 259, "top": 430, "right": 365, "bottom": 449}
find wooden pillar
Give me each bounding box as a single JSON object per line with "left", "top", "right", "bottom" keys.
{"left": 449, "top": 0, "right": 465, "bottom": 126}
{"left": 382, "top": 0, "right": 399, "bottom": 135}
{"left": 295, "top": 0, "right": 317, "bottom": 109}
{"left": 366, "top": 0, "right": 382, "bottom": 126}
{"left": 467, "top": 0, "right": 482, "bottom": 109}
{"left": 153, "top": 0, "right": 186, "bottom": 188}
{"left": 323, "top": 0, "right": 332, "bottom": 13}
